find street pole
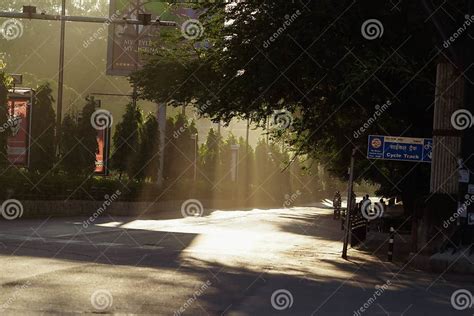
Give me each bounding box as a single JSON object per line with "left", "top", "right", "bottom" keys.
{"left": 266, "top": 116, "right": 269, "bottom": 144}
{"left": 194, "top": 134, "right": 198, "bottom": 182}
{"left": 56, "top": 0, "right": 66, "bottom": 155}
{"left": 342, "top": 147, "right": 357, "bottom": 259}
{"left": 245, "top": 118, "right": 250, "bottom": 205}
{"left": 191, "top": 133, "right": 198, "bottom": 182}
{"left": 157, "top": 103, "right": 167, "bottom": 187}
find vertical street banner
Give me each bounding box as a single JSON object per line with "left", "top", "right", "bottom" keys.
{"left": 6, "top": 89, "right": 33, "bottom": 167}
{"left": 95, "top": 127, "right": 111, "bottom": 176}
{"left": 106, "top": 0, "right": 196, "bottom": 76}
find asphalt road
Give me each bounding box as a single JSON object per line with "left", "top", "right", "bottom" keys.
{"left": 0, "top": 205, "right": 473, "bottom": 315}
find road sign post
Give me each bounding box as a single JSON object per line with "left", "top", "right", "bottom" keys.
{"left": 342, "top": 147, "right": 357, "bottom": 259}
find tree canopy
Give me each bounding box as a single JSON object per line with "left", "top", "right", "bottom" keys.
{"left": 131, "top": 0, "right": 472, "bottom": 207}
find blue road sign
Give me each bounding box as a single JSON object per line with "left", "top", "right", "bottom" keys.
{"left": 367, "top": 135, "right": 432, "bottom": 163}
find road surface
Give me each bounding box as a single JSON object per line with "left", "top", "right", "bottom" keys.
{"left": 0, "top": 205, "right": 473, "bottom": 315}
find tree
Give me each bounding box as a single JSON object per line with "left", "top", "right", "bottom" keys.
{"left": 199, "top": 128, "right": 222, "bottom": 183}
{"left": 132, "top": 0, "right": 472, "bottom": 212}
{"left": 111, "top": 102, "right": 142, "bottom": 179}
{"left": 29, "top": 83, "right": 56, "bottom": 172}
{"left": 163, "top": 113, "right": 198, "bottom": 182}
{"left": 76, "top": 97, "right": 99, "bottom": 173}
{"left": 133, "top": 113, "right": 160, "bottom": 182}
{"left": 60, "top": 113, "right": 82, "bottom": 174}
{"left": 60, "top": 97, "right": 98, "bottom": 175}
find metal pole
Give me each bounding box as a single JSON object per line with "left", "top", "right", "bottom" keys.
{"left": 194, "top": 134, "right": 198, "bottom": 182}
{"left": 157, "top": 103, "right": 166, "bottom": 187}
{"left": 246, "top": 118, "right": 250, "bottom": 154}
{"left": 266, "top": 116, "right": 269, "bottom": 144}
{"left": 245, "top": 118, "right": 250, "bottom": 204}
{"left": 55, "top": 0, "right": 66, "bottom": 155}
{"left": 0, "top": 12, "right": 177, "bottom": 25}
{"left": 342, "top": 147, "right": 357, "bottom": 259}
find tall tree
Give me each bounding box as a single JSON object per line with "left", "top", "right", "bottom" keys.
{"left": 60, "top": 113, "right": 82, "bottom": 174}
{"left": 29, "top": 83, "right": 56, "bottom": 172}
{"left": 199, "top": 128, "right": 222, "bottom": 183}
{"left": 59, "top": 97, "right": 98, "bottom": 175}
{"left": 111, "top": 102, "right": 142, "bottom": 179}
{"left": 163, "top": 113, "right": 198, "bottom": 182}
{"left": 133, "top": 113, "right": 160, "bottom": 182}
{"left": 132, "top": 0, "right": 472, "bottom": 211}
{"left": 76, "top": 97, "right": 99, "bottom": 173}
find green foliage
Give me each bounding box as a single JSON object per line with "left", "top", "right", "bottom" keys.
{"left": 131, "top": 0, "right": 473, "bottom": 207}
{"left": 111, "top": 102, "right": 142, "bottom": 178}
{"left": 163, "top": 113, "right": 198, "bottom": 181}
{"left": 199, "top": 128, "right": 222, "bottom": 183}
{"left": 29, "top": 83, "right": 56, "bottom": 172}
{"left": 60, "top": 97, "right": 98, "bottom": 175}
{"left": 133, "top": 113, "right": 160, "bottom": 182}
{"left": 60, "top": 113, "right": 82, "bottom": 174}
{"left": 77, "top": 97, "right": 99, "bottom": 172}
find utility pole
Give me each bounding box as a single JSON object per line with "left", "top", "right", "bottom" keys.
{"left": 342, "top": 147, "right": 357, "bottom": 260}
{"left": 56, "top": 0, "right": 66, "bottom": 155}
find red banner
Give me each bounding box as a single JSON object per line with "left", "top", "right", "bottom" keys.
{"left": 6, "top": 98, "right": 31, "bottom": 166}
{"left": 95, "top": 127, "right": 111, "bottom": 175}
